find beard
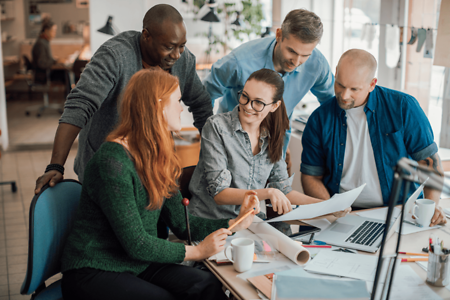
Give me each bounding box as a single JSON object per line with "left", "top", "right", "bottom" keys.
{"left": 337, "top": 96, "right": 355, "bottom": 110}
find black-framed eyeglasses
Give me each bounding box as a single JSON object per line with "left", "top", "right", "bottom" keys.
{"left": 237, "top": 90, "right": 277, "bottom": 112}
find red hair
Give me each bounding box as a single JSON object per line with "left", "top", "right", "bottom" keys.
{"left": 106, "top": 68, "right": 181, "bottom": 210}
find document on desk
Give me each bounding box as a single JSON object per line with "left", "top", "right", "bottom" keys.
{"left": 272, "top": 267, "right": 370, "bottom": 300}
{"left": 264, "top": 184, "right": 366, "bottom": 223}
{"left": 304, "top": 250, "right": 378, "bottom": 282}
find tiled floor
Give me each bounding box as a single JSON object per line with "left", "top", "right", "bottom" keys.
{"left": 5, "top": 92, "right": 67, "bottom": 150}
{"left": 1, "top": 93, "right": 78, "bottom": 299}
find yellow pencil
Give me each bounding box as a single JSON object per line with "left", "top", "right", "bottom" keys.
{"left": 228, "top": 208, "right": 255, "bottom": 231}
{"left": 399, "top": 252, "right": 428, "bottom": 256}
{"left": 401, "top": 257, "right": 428, "bottom": 262}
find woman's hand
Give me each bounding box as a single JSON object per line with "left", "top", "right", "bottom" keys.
{"left": 332, "top": 207, "right": 352, "bottom": 218}
{"left": 194, "top": 228, "right": 231, "bottom": 260}
{"left": 268, "top": 188, "right": 293, "bottom": 215}
{"left": 228, "top": 191, "right": 260, "bottom": 232}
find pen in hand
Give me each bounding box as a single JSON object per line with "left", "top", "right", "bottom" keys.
{"left": 228, "top": 208, "right": 256, "bottom": 231}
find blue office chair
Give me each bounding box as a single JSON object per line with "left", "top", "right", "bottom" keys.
{"left": 20, "top": 179, "right": 82, "bottom": 300}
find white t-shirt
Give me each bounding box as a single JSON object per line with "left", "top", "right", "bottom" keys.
{"left": 339, "top": 105, "right": 383, "bottom": 208}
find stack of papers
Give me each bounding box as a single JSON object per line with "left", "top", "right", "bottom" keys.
{"left": 272, "top": 267, "right": 369, "bottom": 299}
{"left": 304, "top": 250, "right": 378, "bottom": 282}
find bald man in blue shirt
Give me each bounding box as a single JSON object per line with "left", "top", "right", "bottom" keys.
{"left": 301, "top": 49, "right": 446, "bottom": 227}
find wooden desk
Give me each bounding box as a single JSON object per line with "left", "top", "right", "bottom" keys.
{"left": 204, "top": 199, "right": 450, "bottom": 299}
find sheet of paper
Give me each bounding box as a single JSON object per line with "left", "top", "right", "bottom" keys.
{"left": 264, "top": 184, "right": 366, "bottom": 223}
{"left": 304, "top": 250, "right": 378, "bottom": 282}
{"left": 273, "top": 267, "right": 370, "bottom": 299}
{"left": 371, "top": 265, "right": 442, "bottom": 300}
{"left": 395, "top": 213, "right": 441, "bottom": 234}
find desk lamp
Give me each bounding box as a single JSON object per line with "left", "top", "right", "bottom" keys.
{"left": 97, "top": 16, "right": 117, "bottom": 36}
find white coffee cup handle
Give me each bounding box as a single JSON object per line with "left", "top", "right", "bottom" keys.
{"left": 412, "top": 204, "right": 419, "bottom": 221}
{"left": 224, "top": 246, "right": 234, "bottom": 263}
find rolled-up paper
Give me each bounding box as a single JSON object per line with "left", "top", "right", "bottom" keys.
{"left": 248, "top": 216, "right": 310, "bottom": 265}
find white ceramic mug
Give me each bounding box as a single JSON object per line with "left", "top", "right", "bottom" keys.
{"left": 412, "top": 199, "right": 436, "bottom": 227}
{"left": 224, "top": 238, "right": 254, "bottom": 273}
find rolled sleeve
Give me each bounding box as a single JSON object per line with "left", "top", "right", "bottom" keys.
{"left": 267, "top": 174, "right": 294, "bottom": 195}
{"left": 206, "top": 169, "right": 232, "bottom": 197}
{"left": 300, "top": 163, "right": 325, "bottom": 176}
{"left": 411, "top": 142, "right": 438, "bottom": 161}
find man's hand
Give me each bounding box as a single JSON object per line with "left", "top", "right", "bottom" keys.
{"left": 35, "top": 170, "right": 63, "bottom": 194}
{"left": 285, "top": 148, "right": 292, "bottom": 176}
{"left": 332, "top": 207, "right": 352, "bottom": 218}
{"left": 430, "top": 206, "right": 447, "bottom": 227}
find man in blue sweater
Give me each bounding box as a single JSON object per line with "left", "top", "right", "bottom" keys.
{"left": 35, "top": 4, "right": 212, "bottom": 191}
{"left": 301, "top": 49, "right": 446, "bottom": 227}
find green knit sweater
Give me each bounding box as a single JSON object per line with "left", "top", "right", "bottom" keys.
{"left": 61, "top": 142, "right": 229, "bottom": 275}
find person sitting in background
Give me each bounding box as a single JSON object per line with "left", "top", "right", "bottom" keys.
{"left": 60, "top": 68, "right": 259, "bottom": 300}
{"left": 32, "top": 19, "right": 69, "bottom": 93}
{"left": 188, "top": 69, "right": 349, "bottom": 236}
{"left": 300, "top": 49, "right": 446, "bottom": 227}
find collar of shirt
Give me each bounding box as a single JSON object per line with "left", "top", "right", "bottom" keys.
{"left": 364, "top": 88, "right": 377, "bottom": 113}
{"left": 229, "top": 106, "right": 269, "bottom": 139}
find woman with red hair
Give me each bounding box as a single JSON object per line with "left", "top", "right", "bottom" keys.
{"left": 60, "top": 68, "right": 259, "bottom": 300}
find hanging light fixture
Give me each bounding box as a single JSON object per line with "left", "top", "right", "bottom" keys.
{"left": 231, "top": 11, "right": 242, "bottom": 27}
{"left": 97, "top": 16, "right": 117, "bottom": 36}
{"left": 201, "top": 0, "right": 220, "bottom": 23}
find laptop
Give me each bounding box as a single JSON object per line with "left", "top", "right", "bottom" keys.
{"left": 314, "top": 182, "right": 426, "bottom": 252}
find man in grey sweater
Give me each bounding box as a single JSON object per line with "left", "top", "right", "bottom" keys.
{"left": 35, "top": 4, "right": 212, "bottom": 191}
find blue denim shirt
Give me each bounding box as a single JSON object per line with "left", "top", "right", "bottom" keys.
{"left": 189, "top": 106, "right": 293, "bottom": 219}
{"left": 301, "top": 86, "right": 438, "bottom": 205}
{"left": 203, "top": 36, "right": 335, "bottom": 154}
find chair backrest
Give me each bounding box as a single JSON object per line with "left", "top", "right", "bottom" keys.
{"left": 21, "top": 180, "right": 82, "bottom": 295}
{"left": 180, "top": 165, "right": 196, "bottom": 200}
{"left": 23, "top": 55, "right": 33, "bottom": 72}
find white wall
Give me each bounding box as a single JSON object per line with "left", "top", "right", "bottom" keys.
{"left": 89, "top": 0, "right": 147, "bottom": 53}
{"left": 89, "top": 0, "right": 241, "bottom": 63}
{"left": 0, "top": 21, "right": 9, "bottom": 151}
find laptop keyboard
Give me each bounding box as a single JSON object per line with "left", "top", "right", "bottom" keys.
{"left": 345, "top": 221, "right": 385, "bottom": 246}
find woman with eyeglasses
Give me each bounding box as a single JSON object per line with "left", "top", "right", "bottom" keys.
{"left": 188, "top": 68, "right": 350, "bottom": 229}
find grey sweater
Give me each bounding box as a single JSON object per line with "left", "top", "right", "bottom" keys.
{"left": 60, "top": 31, "right": 213, "bottom": 182}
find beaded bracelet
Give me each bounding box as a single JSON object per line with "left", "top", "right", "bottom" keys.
{"left": 45, "top": 164, "right": 65, "bottom": 175}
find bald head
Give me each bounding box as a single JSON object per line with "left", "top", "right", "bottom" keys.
{"left": 143, "top": 4, "right": 183, "bottom": 31}
{"left": 337, "top": 49, "right": 377, "bottom": 83}
{"left": 334, "top": 49, "right": 378, "bottom": 110}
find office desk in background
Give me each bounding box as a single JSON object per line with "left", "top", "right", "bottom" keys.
{"left": 204, "top": 199, "right": 450, "bottom": 300}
